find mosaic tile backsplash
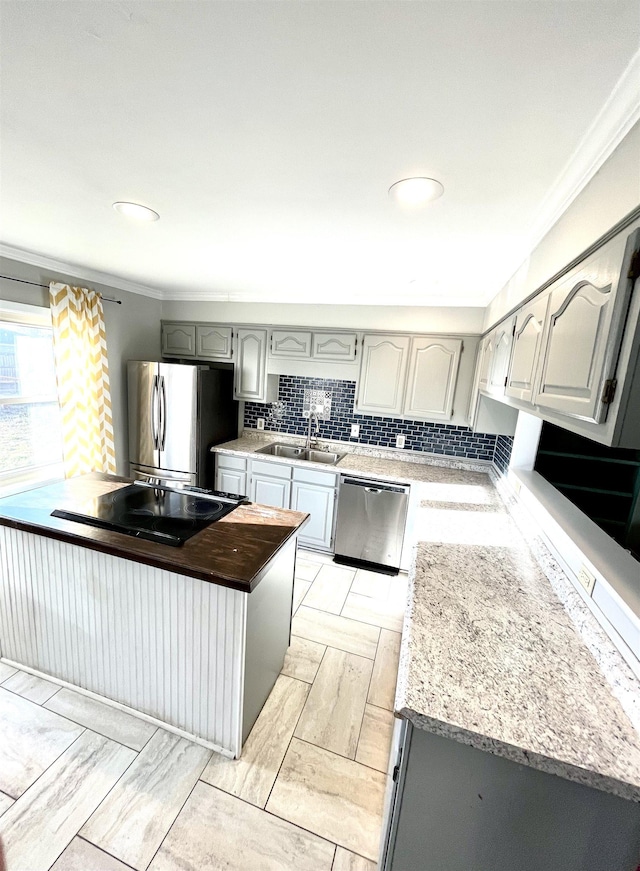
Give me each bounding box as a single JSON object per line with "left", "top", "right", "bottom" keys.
{"left": 244, "top": 376, "right": 514, "bottom": 466}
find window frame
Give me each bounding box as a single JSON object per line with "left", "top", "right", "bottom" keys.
{"left": 0, "top": 299, "right": 64, "bottom": 494}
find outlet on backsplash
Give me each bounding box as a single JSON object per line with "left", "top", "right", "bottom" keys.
{"left": 256, "top": 418, "right": 265, "bottom": 431}
{"left": 350, "top": 424, "right": 360, "bottom": 438}
{"left": 396, "top": 434, "right": 406, "bottom": 449}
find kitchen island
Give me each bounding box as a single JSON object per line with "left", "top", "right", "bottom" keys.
{"left": 0, "top": 473, "right": 309, "bottom": 758}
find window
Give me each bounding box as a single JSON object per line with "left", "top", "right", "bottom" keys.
{"left": 0, "top": 300, "right": 64, "bottom": 491}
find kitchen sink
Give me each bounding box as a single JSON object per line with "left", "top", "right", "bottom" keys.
{"left": 255, "top": 443, "right": 345, "bottom": 465}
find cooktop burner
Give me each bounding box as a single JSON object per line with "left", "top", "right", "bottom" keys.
{"left": 52, "top": 483, "right": 245, "bottom": 546}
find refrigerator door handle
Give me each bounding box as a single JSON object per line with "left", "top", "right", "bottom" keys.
{"left": 151, "top": 374, "right": 159, "bottom": 450}
{"left": 160, "top": 375, "right": 167, "bottom": 451}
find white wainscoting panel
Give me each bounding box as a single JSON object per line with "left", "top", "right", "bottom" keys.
{"left": 0, "top": 528, "right": 246, "bottom": 755}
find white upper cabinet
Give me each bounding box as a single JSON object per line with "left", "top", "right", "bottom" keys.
{"left": 506, "top": 295, "right": 548, "bottom": 403}
{"left": 533, "top": 231, "right": 636, "bottom": 423}
{"left": 196, "top": 325, "right": 233, "bottom": 359}
{"left": 486, "top": 318, "right": 514, "bottom": 397}
{"left": 356, "top": 335, "right": 411, "bottom": 416}
{"left": 162, "top": 323, "right": 196, "bottom": 358}
{"left": 234, "top": 328, "right": 269, "bottom": 401}
{"left": 312, "top": 332, "right": 358, "bottom": 361}
{"left": 477, "top": 332, "right": 495, "bottom": 393}
{"left": 402, "top": 337, "right": 462, "bottom": 421}
{"left": 270, "top": 330, "right": 312, "bottom": 358}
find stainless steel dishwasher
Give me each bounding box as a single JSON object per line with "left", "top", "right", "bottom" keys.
{"left": 334, "top": 476, "right": 410, "bottom": 574}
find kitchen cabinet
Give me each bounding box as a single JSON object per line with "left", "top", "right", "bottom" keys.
{"left": 270, "top": 330, "right": 312, "bottom": 358}
{"left": 486, "top": 318, "right": 514, "bottom": 398}
{"left": 196, "top": 325, "right": 233, "bottom": 359}
{"left": 381, "top": 720, "right": 639, "bottom": 871}
{"left": 505, "top": 295, "right": 548, "bottom": 403}
{"left": 312, "top": 332, "right": 358, "bottom": 361}
{"left": 356, "top": 335, "right": 411, "bottom": 416}
{"left": 402, "top": 337, "right": 462, "bottom": 421}
{"left": 215, "top": 455, "right": 248, "bottom": 497}
{"left": 249, "top": 459, "right": 292, "bottom": 509}
{"left": 291, "top": 466, "right": 337, "bottom": 550}
{"left": 162, "top": 322, "right": 196, "bottom": 358}
{"left": 234, "top": 328, "right": 276, "bottom": 403}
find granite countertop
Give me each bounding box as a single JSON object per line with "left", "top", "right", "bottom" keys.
{"left": 0, "top": 473, "right": 308, "bottom": 593}
{"left": 397, "top": 471, "right": 640, "bottom": 802}
{"left": 215, "top": 432, "right": 640, "bottom": 800}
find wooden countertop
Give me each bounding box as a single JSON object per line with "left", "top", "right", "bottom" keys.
{"left": 0, "top": 473, "right": 309, "bottom": 593}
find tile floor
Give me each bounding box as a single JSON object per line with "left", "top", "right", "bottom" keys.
{"left": 0, "top": 550, "right": 406, "bottom": 871}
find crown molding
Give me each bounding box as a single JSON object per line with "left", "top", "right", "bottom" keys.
{"left": 0, "top": 242, "right": 164, "bottom": 300}
{"left": 527, "top": 48, "right": 640, "bottom": 251}
{"left": 161, "top": 286, "right": 483, "bottom": 307}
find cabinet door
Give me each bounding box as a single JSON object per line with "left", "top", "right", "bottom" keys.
{"left": 216, "top": 468, "right": 247, "bottom": 497}
{"left": 250, "top": 473, "right": 291, "bottom": 509}
{"left": 196, "top": 325, "right": 233, "bottom": 359}
{"left": 486, "top": 319, "right": 514, "bottom": 397}
{"left": 534, "top": 232, "right": 636, "bottom": 422}
{"left": 312, "top": 332, "right": 358, "bottom": 361}
{"left": 162, "top": 323, "right": 196, "bottom": 358}
{"left": 477, "top": 333, "right": 495, "bottom": 394}
{"left": 270, "top": 330, "right": 312, "bottom": 358}
{"left": 506, "top": 296, "right": 548, "bottom": 403}
{"left": 403, "top": 337, "right": 461, "bottom": 421}
{"left": 234, "top": 328, "right": 268, "bottom": 401}
{"left": 291, "top": 481, "right": 336, "bottom": 550}
{"left": 356, "top": 335, "right": 410, "bottom": 416}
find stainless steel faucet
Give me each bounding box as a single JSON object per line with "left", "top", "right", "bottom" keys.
{"left": 305, "top": 411, "right": 320, "bottom": 450}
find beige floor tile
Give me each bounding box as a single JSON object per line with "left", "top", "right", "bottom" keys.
{"left": 367, "top": 629, "right": 402, "bottom": 710}
{"left": 333, "top": 846, "right": 378, "bottom": 871}
{"left": 295, "top": 648, "right": 372, "bottom": 759}
{"left": 266, "top": 738, "right": 386, "bottom": 862}
{"left": 81, "top": 729, "right": 211, "bottom": 871}
{"left": 3, "top": 670, "right": 60, "bottom": 704}
{"left": 350, "top": 569, "right": 391, "bottom": 600}
{"left": 0, "top": 662, "right": 18, "bottom": 682}
{"left": 1, "top": 730, "right": 135, "bottom": 871}
{"left": 341, "top": 591, "right": 404, "bottom": 632}
{"left": 0, "top": 792, "right": 14, "bottom": 815}
{"left": 302, "top": 564, "right": 355, "bottom": 614}
{"left": 293, "top": 579, "right": 312, "bottom": 613}
{"left": 0, "top": 688, "right": 84, "bottom": 798}
{"left": 298, "top": 549, "right": 335, "bottom": 566}
{"left": 295, "top": 558, "right": 323, "bottom": 582}
{"left": 281, "top": 635, "right": 326, "bottom": 683}
{"left": 148, "top": 780, "right": 335, "bottom": 871}
{"left": 50, "top": 837, "right": 132, "bottom": 871}
{"left": 45, "top": 688, "right": 157, "bottom": 751}
{"left": 202, "top": 674, "right": 309, "bottom": 807}
{"left": 293, "top": 606, "right": 379, "bottom": 659}
{"left": 355, "top": 705, "right": 394, "bottom": 772}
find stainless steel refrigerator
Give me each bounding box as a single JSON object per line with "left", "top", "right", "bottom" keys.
{"left": 127, "top": 361, "right": 238, "bottom": 488}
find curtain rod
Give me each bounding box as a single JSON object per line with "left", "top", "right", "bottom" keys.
{"left": 0, "top": 275, "right": 122, "bottom": 304}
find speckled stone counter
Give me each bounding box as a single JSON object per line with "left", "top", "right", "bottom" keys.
{"left": 397, "top": 475, "right": 640, "bottom": 803}
{"left": 214, "top": 431, "right": 640, "bottom": 801}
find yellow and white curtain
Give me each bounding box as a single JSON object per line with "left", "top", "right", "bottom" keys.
{"left": 49, "top": 283, "right": 116, "bottom": 477}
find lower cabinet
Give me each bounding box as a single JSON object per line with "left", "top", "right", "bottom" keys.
{"left": 291, "top": 467, "right": 337, "bottom": 550}
{"left": 214, "top": 453, "right": 337, "bottom": 551}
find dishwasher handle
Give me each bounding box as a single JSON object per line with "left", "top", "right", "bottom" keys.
{"left": 340, "top": 476, "right": 409, "bottom": 495}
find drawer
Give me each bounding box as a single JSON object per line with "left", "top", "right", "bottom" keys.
{"left": 216, "top": 454, "right": 247, "bottom": 471}
{"left": 292, "top": 466, "right": 337, "bottom": 487}
{"left": 250, "top": 459, "right": 292, "bottom": 480}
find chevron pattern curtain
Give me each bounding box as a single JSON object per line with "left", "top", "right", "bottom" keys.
{"left": 49, "top": 283, "right": 116, "bottom": 477}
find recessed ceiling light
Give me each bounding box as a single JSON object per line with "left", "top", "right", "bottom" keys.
{"left": 112, "top": 201, "right": 160, "bottom": 222}
{"left": 388, "top": 177, "right": 444, "bottom": 206}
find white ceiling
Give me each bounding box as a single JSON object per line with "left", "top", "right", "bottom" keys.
{"left": 1, "top": 1, "right": 639, "bottom": 307}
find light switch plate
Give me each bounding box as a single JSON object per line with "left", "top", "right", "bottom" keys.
{"left": 350, "top": 424, "right": 360, "bottom": 438}
{"left": 256, "top": 418, "right": 265, "bottom": 430}
{"left": 396, "top": 434, "right": 406, "bottom": 449}
{"left": 577, "top": 564, "right": 596, "bottom": 596}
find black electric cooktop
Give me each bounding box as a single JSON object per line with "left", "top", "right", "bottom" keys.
{"left": 52, "top": 483, "right": 245, "bottom": 547}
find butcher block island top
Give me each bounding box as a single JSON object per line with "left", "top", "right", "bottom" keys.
{"left": 0, "top": 473, "right": 309, "bottom": 593}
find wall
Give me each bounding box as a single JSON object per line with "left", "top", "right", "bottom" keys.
{"left": 161, "top": 301, "right": 485, "bottom": 335}
{"left": 0, "top": 257, "right": 162, "bottom": 474}
{"left": 245, "top": 375, "right": 501, "bottom": 463}
{"left": 484, "top": 120, "right": 640, "bottom": 330}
